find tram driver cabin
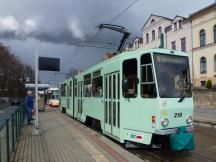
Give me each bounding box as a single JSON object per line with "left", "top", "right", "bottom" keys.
{"left": 60, "top": 48, "right": 195, "bottom": 150}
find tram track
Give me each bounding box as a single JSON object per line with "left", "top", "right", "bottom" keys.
{"left": 89, "top": 128, "right": 215, "bottom": 162}
{"left": 129, "top": 149, "right": 216, "bottom": 162}
{"left": 62, "top": 112, "right": 216, "bottom": 162}
{"left": 190, "top": 152, "right": 216, "bottom": 162}
{"left": 91, "top": 126, "right": 216, "bottom": 162}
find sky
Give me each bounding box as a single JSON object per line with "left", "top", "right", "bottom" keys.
{"left": 0, "top": 0, "right": 214, "bottom": 85}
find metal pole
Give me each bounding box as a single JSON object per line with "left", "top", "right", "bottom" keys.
{"left": 35, "top": 51, "right": 39, "bottom": 129}
{"left": 33, "top": 51, "right": 40, "bottom": 134}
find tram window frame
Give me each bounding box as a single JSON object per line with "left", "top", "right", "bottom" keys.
{"left": 105, "top": 76, "right": 108, "bottom": 98}
{"left": 122, "top": 58, "right": 138, "bottom": 98}
{"left": 118, "top": 73, "right": 120, "bottom": 100}
{"left": 84, "top": 73, "right": 92, "bottom": 97}
{"left": 92, "top": 70, "right": 103, "bottom": 97}
{"left": 140, "top": 53, "right": 157, "bottom": 98}
{"left": 113, "top": 74, "right": 116, "bottom": 99}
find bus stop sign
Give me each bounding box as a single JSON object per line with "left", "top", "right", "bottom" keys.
{"left": 39, "top": 57, "right": 60, "bottom": 71}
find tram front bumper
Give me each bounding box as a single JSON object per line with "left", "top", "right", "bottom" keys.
{"left": 154, "top": 125, "right": 194, "bottom": 135}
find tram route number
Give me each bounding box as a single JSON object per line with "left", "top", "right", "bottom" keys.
{"left": 174, "top": 112, "right": 182, "bottom": 118}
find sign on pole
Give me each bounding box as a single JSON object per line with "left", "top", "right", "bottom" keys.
{"left": 39, "top": 57, "right": 60, "bottom": 71}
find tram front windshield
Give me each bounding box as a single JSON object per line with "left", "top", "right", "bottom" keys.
{"left": 52, "top": 95, "right": 59, "bottom": 99}
{"left": 153, "top": 53, "right": 192, "bottom": 98}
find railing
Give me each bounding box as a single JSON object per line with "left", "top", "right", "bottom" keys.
{"left": 0, "top": 104, "right": 25, "bottom": 162}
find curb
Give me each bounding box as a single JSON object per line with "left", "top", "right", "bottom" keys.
{"left": 193, "top": 118, "right": 216, "bottom": 129}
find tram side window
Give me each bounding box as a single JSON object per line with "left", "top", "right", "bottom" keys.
{"left": 122, "top": 59, "right": 138, "bottom": 98}
{"left": 69, "top": 81, "right": 72, "bottom": 97}
{"left": 66, "top": 85, "right": 70, "bottom": 97}
{"left": 141, "top": 54, "right": 157, "bottom": 98}
{"left": 74, "top": 79, "right": 77, "bottom": 97}
{"left": 84, "top": 73, "right": 91, "bottom": 97}
{"left": 92, "top": 70, "right": 103, "bottom": 97}
{"left": 61, "top": 83, "right": 66, "bottom": 97}
{"left": 61, "top": 85, "right": 64, "bottom": 96}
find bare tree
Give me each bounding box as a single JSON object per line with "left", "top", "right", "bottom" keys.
{"left": 0, "top": 42, "right": 34, "bottom": 98}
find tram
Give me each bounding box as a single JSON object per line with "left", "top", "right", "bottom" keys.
{"left": 60, "top": 48, "right": 195, "bottom": 151}
{"left": 45, "top": 88, "right": 60, "bottom": 107}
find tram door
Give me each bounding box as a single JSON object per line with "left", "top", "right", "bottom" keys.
{"left": 77, "top": 82, "right": 83, "bottom": 120}
{"left": 104, "top": 72, "right": 120, "bottom": 138}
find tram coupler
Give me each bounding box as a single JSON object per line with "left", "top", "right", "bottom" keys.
{"left": 125, "top": 141, "right": 144, "bottom": 148}
{"left": 170, "top": 126, "right": 195, "bottom": 151}
{"left": 125, "top": 141, "right": 160, "bottom": 149}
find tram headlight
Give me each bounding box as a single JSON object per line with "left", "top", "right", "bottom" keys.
{"left": 186, "top": 116, "right": 193, "bottom": 125}
{"left": 161, "top": 118, "right": 169, "bottom": 127}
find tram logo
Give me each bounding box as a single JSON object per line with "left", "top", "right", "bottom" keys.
{"left": 129, "top": 134, "right": 143, "bottom": 140}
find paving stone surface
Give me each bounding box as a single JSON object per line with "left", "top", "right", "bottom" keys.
{"left": 10, "top": 110, "right": 117, "bottom": 162}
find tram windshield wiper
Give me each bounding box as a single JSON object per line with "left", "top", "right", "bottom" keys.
{"left": 178, "top": 83, "right": 191, "bottom": 103}
{"left": 178, "top": 95, "right": 185, "bottom": 103}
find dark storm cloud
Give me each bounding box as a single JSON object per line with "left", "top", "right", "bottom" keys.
{"left": 0, "top": 0, "right": 214, "bottom": 44}
{"left": 0, "top": 0, "right": 214, "bottom": 84}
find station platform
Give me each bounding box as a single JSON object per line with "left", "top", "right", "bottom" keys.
{"left": 10, "top": 108, "right": 144, "bottom": 162}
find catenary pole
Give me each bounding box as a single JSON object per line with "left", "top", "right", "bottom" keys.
{"left": 33, "top": 51, "right": 39, "bottom": 134}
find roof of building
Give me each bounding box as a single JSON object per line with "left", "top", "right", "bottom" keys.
{"left": 132, "top": 37, "right": 142, "bottom": 42}
{"left": 172, "top": 15, "right": 186, "bottom": 22}
{"left": 189, "top": 2, "right": 216, "bottom": 18}
{"left": 141, "top": 14, "right": 172, "bottom": 31}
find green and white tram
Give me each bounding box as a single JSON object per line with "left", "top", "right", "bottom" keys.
{"left": 60, "top": 48, "right": 195, "bottom": 151}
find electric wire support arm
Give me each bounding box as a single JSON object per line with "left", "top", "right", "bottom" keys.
{"left": 97, "top": 24, "right": 130, "bottom": 54}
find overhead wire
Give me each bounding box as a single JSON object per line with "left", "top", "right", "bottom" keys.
{"left": 65, "top": 42, "right": 117, "bottom": 50}
{"left": 62, "top": 0, "right": 139, "bottom": 70}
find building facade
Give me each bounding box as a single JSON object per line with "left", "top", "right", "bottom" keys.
{"left": 126, "top": 3, "right": 216, "bottom": 87}
{"left": 190, "top": 3, "right": 216, "bottom": 87}
{"left": 141, "top": 14, "right": 172, "bottom": 49}
{"left": 139, "top": 14, "right": 193, "bottom": 77}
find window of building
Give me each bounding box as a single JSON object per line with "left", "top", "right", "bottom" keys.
{"left": 141, "top": 54, "right": 157, "bottom": 98}
{"left": 200, "top": 57, "right": 207, "bottom": 74}
{"left": 84, "top": 73, "right": 91, "bottom": 97}
{"left": 200, "top": 29, "right": 206, "bottom": 47}
{"left": 214, "top": 55, "right": 216, "bottom": 72}
{"left": 152, "top": 30, "right": 155, "bottom": 41}
{"left": 146, "top": 33, "right": 149, "bottom": 43}
{"left": 171, "top": 41, "right": 176, "bottom": 50}
{"left": 174, "top": 22, "right": 177, "bottom": 31}
{"left": 201, "top": 81, "right": 206, "bottom": 87}
{"left": 181, "top": 37, "right": 186, "bottom": 52}
{"left": 179, "top": 20, "right": 182, "bottom": 29}
{"left": 158, "top": 26, "right": 162, "bottom": 38}
{"left": 122, "top": 59, "right": 137, "bottom": 98}
{"left": 92, "top": 70, "right": 103, "bottom": 97}
{"left": 214, "top": 25, "right": 216, "bottom": 43}
{"left": 151, "top": 19, "right": 155, "bottom": 23}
